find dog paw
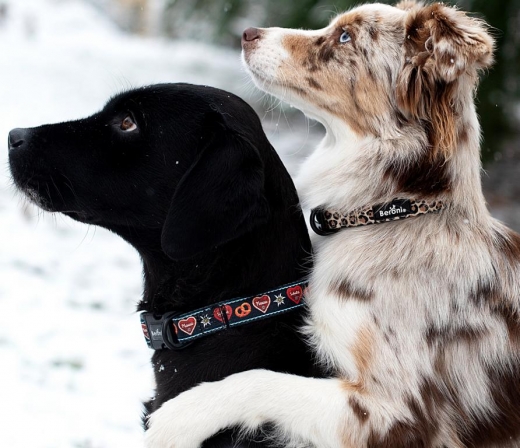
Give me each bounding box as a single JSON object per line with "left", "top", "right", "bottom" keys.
{"left": 145, "top": 410, "right": 201, "bottom": 448}
{"left": 144, "top": 388, "right": 218, "bottom": 448}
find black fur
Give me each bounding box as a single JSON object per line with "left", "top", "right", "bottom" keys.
{"left": 8, "top": 83, "right": 314, "bottom": 447}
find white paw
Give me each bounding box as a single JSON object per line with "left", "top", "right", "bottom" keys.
{"left": 144, "top": 401, "right": 204, "bottom": 448}
{"left": 144, "top": 385, "right": 223, "bottom": 448}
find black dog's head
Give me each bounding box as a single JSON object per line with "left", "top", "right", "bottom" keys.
{"left": 10, "top": 84, "right": 315, "bottom": 428}
{"left": 8, "top": 84, "right": 272, "bottom": 260}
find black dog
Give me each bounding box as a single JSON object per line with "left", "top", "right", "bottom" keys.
{"left": 8, "top": 84, "right": 314, "bottom": 447}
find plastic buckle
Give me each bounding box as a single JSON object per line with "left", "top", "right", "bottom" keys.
{"left": 310, "top": 208, "right": 339, "bottom": 236}
{"left": 141, "top": 313, "right": 167, "bottom": 350}
{"left": 141, "top": 312, "right": 192, "bottom": 350}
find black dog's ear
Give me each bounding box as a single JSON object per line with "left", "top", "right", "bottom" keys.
{"left": 161, "top": 113, "right": 270, "bottom": 260}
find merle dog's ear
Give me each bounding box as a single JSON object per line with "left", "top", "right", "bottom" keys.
{"left": 161, "top": 112, "right": 270, "bottom": 260}
{"left": 396, "top": 3, "right": 494, "bottom": 157}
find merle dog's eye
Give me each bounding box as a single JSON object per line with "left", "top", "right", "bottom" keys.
{"left": 120, "top": 115, "right": 137, "bottom": 132}
{"left": 339, "top": 31, "right": 351, "bottom": 43}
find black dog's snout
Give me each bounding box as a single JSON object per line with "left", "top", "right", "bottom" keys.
{"left": 8, "top": 128, "right": 28, "bottom": 151}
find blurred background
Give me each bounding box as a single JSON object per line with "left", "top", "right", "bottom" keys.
{"left": 0, "top": 0, "right": 518, "bottom": 447}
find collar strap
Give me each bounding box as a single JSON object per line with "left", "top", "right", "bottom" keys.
{"left": 310, "top": 198, "right": 444, "bottom": 236}
{"left": 140, "top": 280, "right": 308, "bottom": 350}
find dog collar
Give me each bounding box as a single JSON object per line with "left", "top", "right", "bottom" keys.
{"left": 140, "top": 280, "right": 307, "bottom": 350}
{"left": 310, "top": 198, "right": 444, "bottom": 236}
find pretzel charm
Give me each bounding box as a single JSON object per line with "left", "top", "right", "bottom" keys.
{"left": 235, "top": 303, "right": 252, "bottom": 318}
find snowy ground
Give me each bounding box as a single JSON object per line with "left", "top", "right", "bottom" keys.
{"left": 0, "top": 1, "right": 321, "bottom": 447}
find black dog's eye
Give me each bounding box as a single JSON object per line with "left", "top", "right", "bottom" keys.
{"left": 339, "top": 31, "right": 351, "bottom": 43}
{"left": 120, "top": 115, "right": 137, "bottom": 132}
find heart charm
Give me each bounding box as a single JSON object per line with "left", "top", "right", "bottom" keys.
{"left": 178, "top": 316, "right": 197, "bottom": 335}
{"left": 141, "top": 323, "right": 150, "bottom": 340}
{"left": 286, "top": 285, "right": 303, "bottom": 304}
{"left": 252, "top": 295, "right": 271, "bottom": 313}
{"left": 213, "top": 305, "right": 233, "bottom": 323}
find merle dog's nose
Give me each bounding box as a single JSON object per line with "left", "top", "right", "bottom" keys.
{"left": 242, "top": 27, "right": 261, "bottom": 44}
{"left": 8, "top": 128, "right": 27, "bottom": 151}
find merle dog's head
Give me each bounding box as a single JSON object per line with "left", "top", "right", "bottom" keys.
{"left": 8, "top": 84, "right": 272, "bottom": 259}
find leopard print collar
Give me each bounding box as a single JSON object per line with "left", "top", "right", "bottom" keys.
{"left": 310, "top": 198, "right": 444, "bottom": 236}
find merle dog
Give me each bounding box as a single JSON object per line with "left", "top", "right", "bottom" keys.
{"left": 8, "top": 84, "right": 313, "bottom": 447}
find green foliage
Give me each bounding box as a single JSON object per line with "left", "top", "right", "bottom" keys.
{"left": 163, "top": 0, "right": 244, "bottom": 45}
{"left": 263, "top": 0, "right": 352, "bottom": 30}
{"left": 457, "top": 0, "right": 520, "bottom": 162}
{"left": 163, "top": 0, "right": 361, "bottom": 44}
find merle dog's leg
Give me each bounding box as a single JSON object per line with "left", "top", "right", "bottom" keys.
{"left": 145, "top": 370, "right": 349, "bottom": 448}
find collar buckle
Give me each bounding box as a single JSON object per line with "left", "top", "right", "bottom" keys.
{"left": 141, "top": 312, "right": 193, "bottom": 350}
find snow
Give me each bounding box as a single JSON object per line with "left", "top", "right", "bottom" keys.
{"left": 0, "top": 1, "right": 320, "bottom": 447}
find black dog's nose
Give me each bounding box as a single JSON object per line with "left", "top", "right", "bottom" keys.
{"left": 242, "top": 27, "right": 261, "bottom": 44}
{"left": 8, "top": 128, "right": 27, "bottom": 151}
